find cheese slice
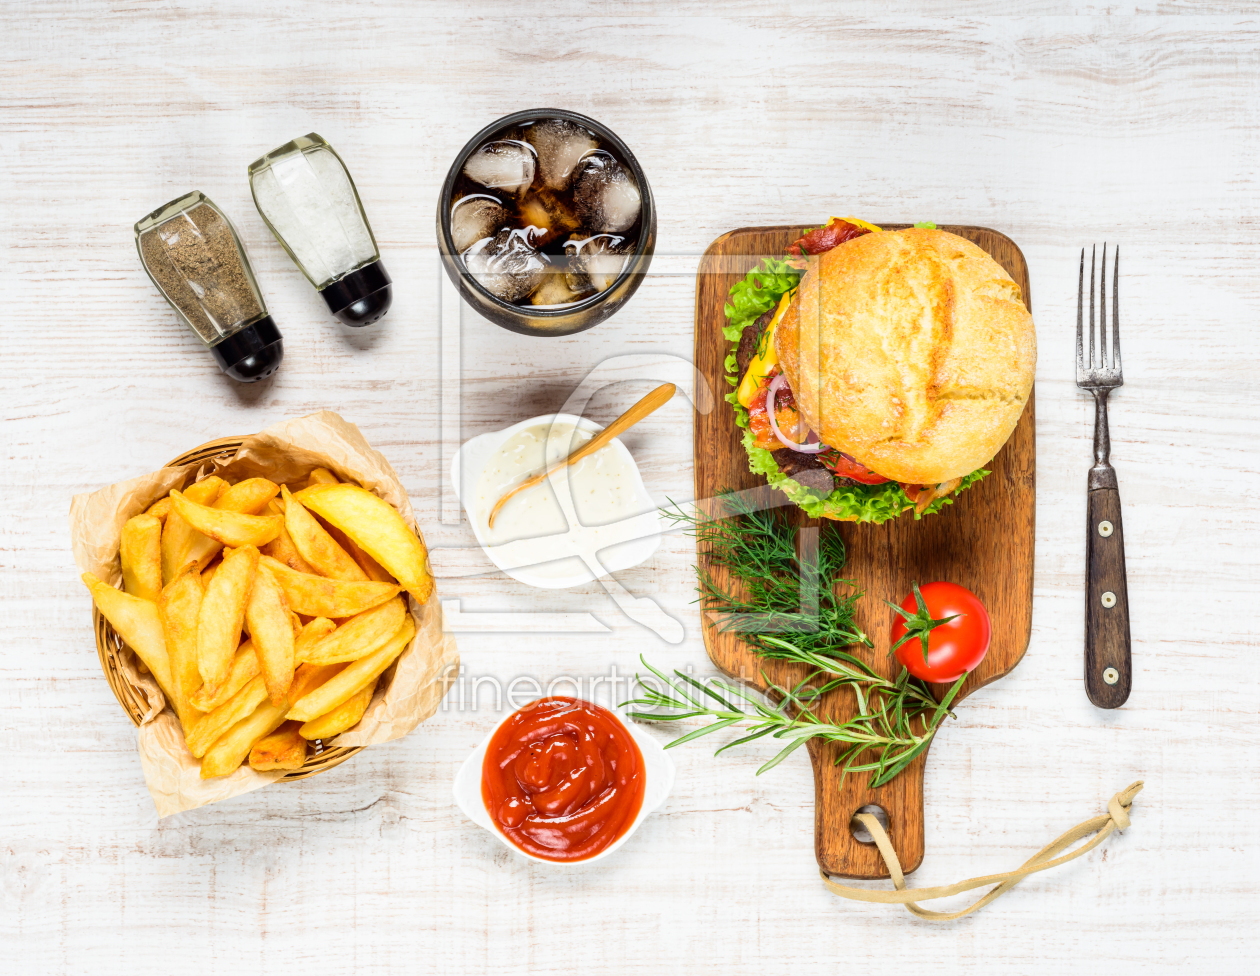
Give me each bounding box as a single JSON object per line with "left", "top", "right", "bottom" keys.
{"left": 736, "top": 289, "right": 794, "bottom": 408}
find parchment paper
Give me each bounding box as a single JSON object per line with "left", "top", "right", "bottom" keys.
{"left": 68, "top": 410, "right": 460, "bottom": 816}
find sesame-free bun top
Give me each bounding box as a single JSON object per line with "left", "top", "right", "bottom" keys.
{"left": 775, "top": 228, "right": 1036, "bottom": 485}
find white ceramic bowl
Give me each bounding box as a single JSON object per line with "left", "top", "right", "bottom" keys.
{"left": 450, "top": 413, "right": 664, "bottom": 589}
{"left": 452, "top": 701, "right": 676, "bottom": 867}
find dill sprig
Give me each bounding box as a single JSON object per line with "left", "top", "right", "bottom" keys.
{"left": 662, "top": 490, "right": 869, "bottom": 658}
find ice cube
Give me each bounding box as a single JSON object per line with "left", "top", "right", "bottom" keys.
{"left": 564, "top": 234, "right": 631, "bottom": 294}
{"left": 462, "top": 140, "right": 536, "bottom": 194}
{"left": 529, "top": 270, "right": 588, "bottom": 306}
{"left": 463, "top": 228, "right": 548, "bottom": 302}
{"left": 450, "top": 195, "right": 508, "bottom": 252}
{"left": 573, "top": 153, "right": 641, "bottom": 234}
{"left": 525, "top": 119, "right": 598, "bottom": 191}
{"left": 518, "top": 190, "right": 581, "bottom": 249}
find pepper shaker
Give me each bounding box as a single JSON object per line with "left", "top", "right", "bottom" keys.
{"left": 135, "top": 191, "right": 284, "bottom": 381}
{"left": 248, "top": 133, "right": 392, "bottom": 327}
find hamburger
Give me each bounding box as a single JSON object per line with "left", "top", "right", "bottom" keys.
{"left": 725, "top": 218, "right": 1036, "bottom": 523}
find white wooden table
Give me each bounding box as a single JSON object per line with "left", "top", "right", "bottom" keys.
{"left": 3, "top": 5, "right": 1258, "bottom": 972}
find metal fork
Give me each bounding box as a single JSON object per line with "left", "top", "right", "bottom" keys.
{"left": 1077, "top": 244, "right": 1131, "bottom": 708}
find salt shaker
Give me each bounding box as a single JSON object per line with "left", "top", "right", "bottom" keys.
{"left": 135, "top": 191, "right": 284, "bottom": 381}
{"left": 248, "top": 134, "right": 392, "bottom": 327}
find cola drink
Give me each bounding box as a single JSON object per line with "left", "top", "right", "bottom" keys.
{"left": 449, "top": 117, "right": 643, "bottom": 307}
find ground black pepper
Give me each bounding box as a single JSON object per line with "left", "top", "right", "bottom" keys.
{"left": 138, "top": 203, "right": 263, "bottom": 342}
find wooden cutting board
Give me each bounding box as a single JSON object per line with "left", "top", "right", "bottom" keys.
{"left": 692, "top": 224, "right": 1035, "bottom": 879}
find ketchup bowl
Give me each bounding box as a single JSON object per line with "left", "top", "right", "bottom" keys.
{"left": 452, "top": 697, "right": 675, "bottom": 866}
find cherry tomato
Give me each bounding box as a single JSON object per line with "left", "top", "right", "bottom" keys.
{"left": 889, "top": 581, "right": 990, "bottom": 683}
{"left": 822, "top": 451, "right": 890, "bottom": 485}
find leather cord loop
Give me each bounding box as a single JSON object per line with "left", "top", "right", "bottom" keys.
{"left": 820, "top": 781, "right": 1143, "bottom": 920}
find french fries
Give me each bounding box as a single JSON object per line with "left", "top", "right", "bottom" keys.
{"left": 287, "top": 617, "right": 414, "bottom": 723}
{"left": 260, "top": 517, "right": 318, "bottom": 575}
{"left": 281, "top": 485, "right": 366, "bottom": 581}
{"left": 189, "top": 638, "right": 259, "bottom": 712}
{"left": 120, "top": 514, "right": 163, "bottom": 602}
{"left": 197, "top": 544, "right": 258, "bottom": 692}
{"left": 159, "top": 570, "right": 204, "bottom": 729}
{"left": 299, "top": 676, "right": 378, "bottom": 740}
{"left": 294, "top": 484, "right": 433, "bottom": 605}
{"left": 200, "top": 663, "right": 342, "bottom": 778}
{"left": 186, "top": 674, "right": 270, "bottom": 758}
{"left": 161, "top": 476, "right": 227, "bottom": 583}
{"left": 91, "top": 465, "right": 425, "bottom": 781}
{"left": 245, "top": 563, "right": 295, "bottom": 705}
{"left": 259, "top": 554, "right": 399, "bottom": 617}
{"left": 82, "top": 572, "right": 173, "bottom": 698}
{"left": 306, "top": 467, "right": 339, "bottom": 487}
{"left": 301, "top": 596, "right": 406, "bottom": 665}
{"left": 182, "top": 477, "right": 281, "bottom": 572}
{"left": 144, "top": 496, "right": 172, "bottom": 522}
{"left": 295, "top": 616, "right": 337, "bottom": 657}
{"left": 249, "top": 722, "right": 307, "bottom": 770}
{"left": 170, "top": 489, "right": 283, "bottom": 550}
{"left": 323, "top": 520, "right": 395, "bottom": 583}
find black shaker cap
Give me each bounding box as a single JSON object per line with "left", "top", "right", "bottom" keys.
{"left": 320, "top": 260, "right": 392, "bottom": 327}
{"left": 210, "top": 314, "right": 284, "bottom": 382}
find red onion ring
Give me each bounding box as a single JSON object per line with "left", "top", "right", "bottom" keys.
{"left": 767, "top": 374, "right": 827, "bottom": 453}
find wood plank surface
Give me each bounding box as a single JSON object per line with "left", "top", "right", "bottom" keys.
{"left": 3, "top": 4, "right": 1260, "bottom": 975}
{"left": 694, "top": 224, "right": 1035, "bottom": 878}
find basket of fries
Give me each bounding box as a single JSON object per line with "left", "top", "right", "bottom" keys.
{"left": 70, "top": 411, "right": 459, "bottom": 815}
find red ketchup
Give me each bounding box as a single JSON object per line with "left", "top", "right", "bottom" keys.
{"left": 481, "top": 697, "right": 646, "bottom": 862}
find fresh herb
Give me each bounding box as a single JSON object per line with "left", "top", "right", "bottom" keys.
{"left": 625, "top": 656, "right": 967, "bottom": 789}
{"left": 662, "top": 489, "right": 869, "bottom": 657}
{"left": 641, "top": 491, "right": 965, "bottom": 788}
{"left": 887, "top": 580, "right": 958, "bottom": 664}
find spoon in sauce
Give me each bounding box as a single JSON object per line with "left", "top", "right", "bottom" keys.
{"left": 487, "top": 382, "right": 676, "bottom": 530}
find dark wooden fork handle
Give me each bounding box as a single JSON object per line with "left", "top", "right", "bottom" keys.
{"left": 1085, "top": 486, "right": 1132, "bottom": 708}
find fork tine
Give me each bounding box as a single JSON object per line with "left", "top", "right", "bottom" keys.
{"left": 1076, "top": 248, "right": 1085, "bottom": 374}
{"left": 1099, "top": 243, "right": 1107, "bottom": 367}
{"left": 1112, "top": 247, "right": 1121, "bottom": 371}
{"left": 1089, "top": 245, "right": 1096, "bottom": 369}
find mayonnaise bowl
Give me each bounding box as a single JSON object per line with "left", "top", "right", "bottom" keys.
{"left": 451, "top": 413, "right": 664, "bottom": 589}
{"left": 452, "top": 699, "right": 676, "bottom": 867}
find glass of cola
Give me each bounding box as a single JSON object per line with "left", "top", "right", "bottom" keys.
{"left": 438, "top": 109, "right": 656, "bottom": 336}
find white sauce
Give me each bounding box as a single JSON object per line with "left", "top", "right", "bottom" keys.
{"left": 474, "top": 421, "right": 642, "bottom": 580}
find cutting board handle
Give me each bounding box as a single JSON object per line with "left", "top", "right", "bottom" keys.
{"left": 810, "top": 740, "right": 926, "bottom": 878}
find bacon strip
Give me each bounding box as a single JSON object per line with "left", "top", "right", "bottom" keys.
{"left": 785, "top": 218, "right": 871, "bottom": 259}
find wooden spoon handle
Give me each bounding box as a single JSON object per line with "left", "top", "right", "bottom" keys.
{"left": 564, "top": 383, "right": 676, "bottom": 465}
{"left": 487, "top": 383, "right": 676, "bottom": 529}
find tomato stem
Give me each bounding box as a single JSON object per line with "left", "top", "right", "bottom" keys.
{"left": 886, "top": 581, "right": 959, "bottom": 664}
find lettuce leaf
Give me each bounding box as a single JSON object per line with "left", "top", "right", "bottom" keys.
{"left": 742, "top": 428, "right": 989, "bottom": 522}
{"left": 722, "top": 257, "right": 800, "bottom": 342}
{"left": 722, "top": 258, "right": 801, "bottom": 427}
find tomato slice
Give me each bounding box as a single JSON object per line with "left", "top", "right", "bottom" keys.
{"left": 822, "top": 451, "right": 889, "bottom": 485}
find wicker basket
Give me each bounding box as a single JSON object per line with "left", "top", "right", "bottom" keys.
{"left": 92, "top": 436, "right": 363, "bottom": 781}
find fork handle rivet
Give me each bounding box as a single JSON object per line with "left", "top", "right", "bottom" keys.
{"left": 1098, "top": 520, "right": 1113, "bottom": 537}
{"left": 1101, "top": 591, "right": 1117, "bottom": 608}
{"left": 1103, "top": 667, "right": 1119, "bottom": 685}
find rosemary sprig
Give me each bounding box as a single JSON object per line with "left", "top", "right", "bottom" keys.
{"left": 625, "top": 656, "right": 966, "bottom": 789}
